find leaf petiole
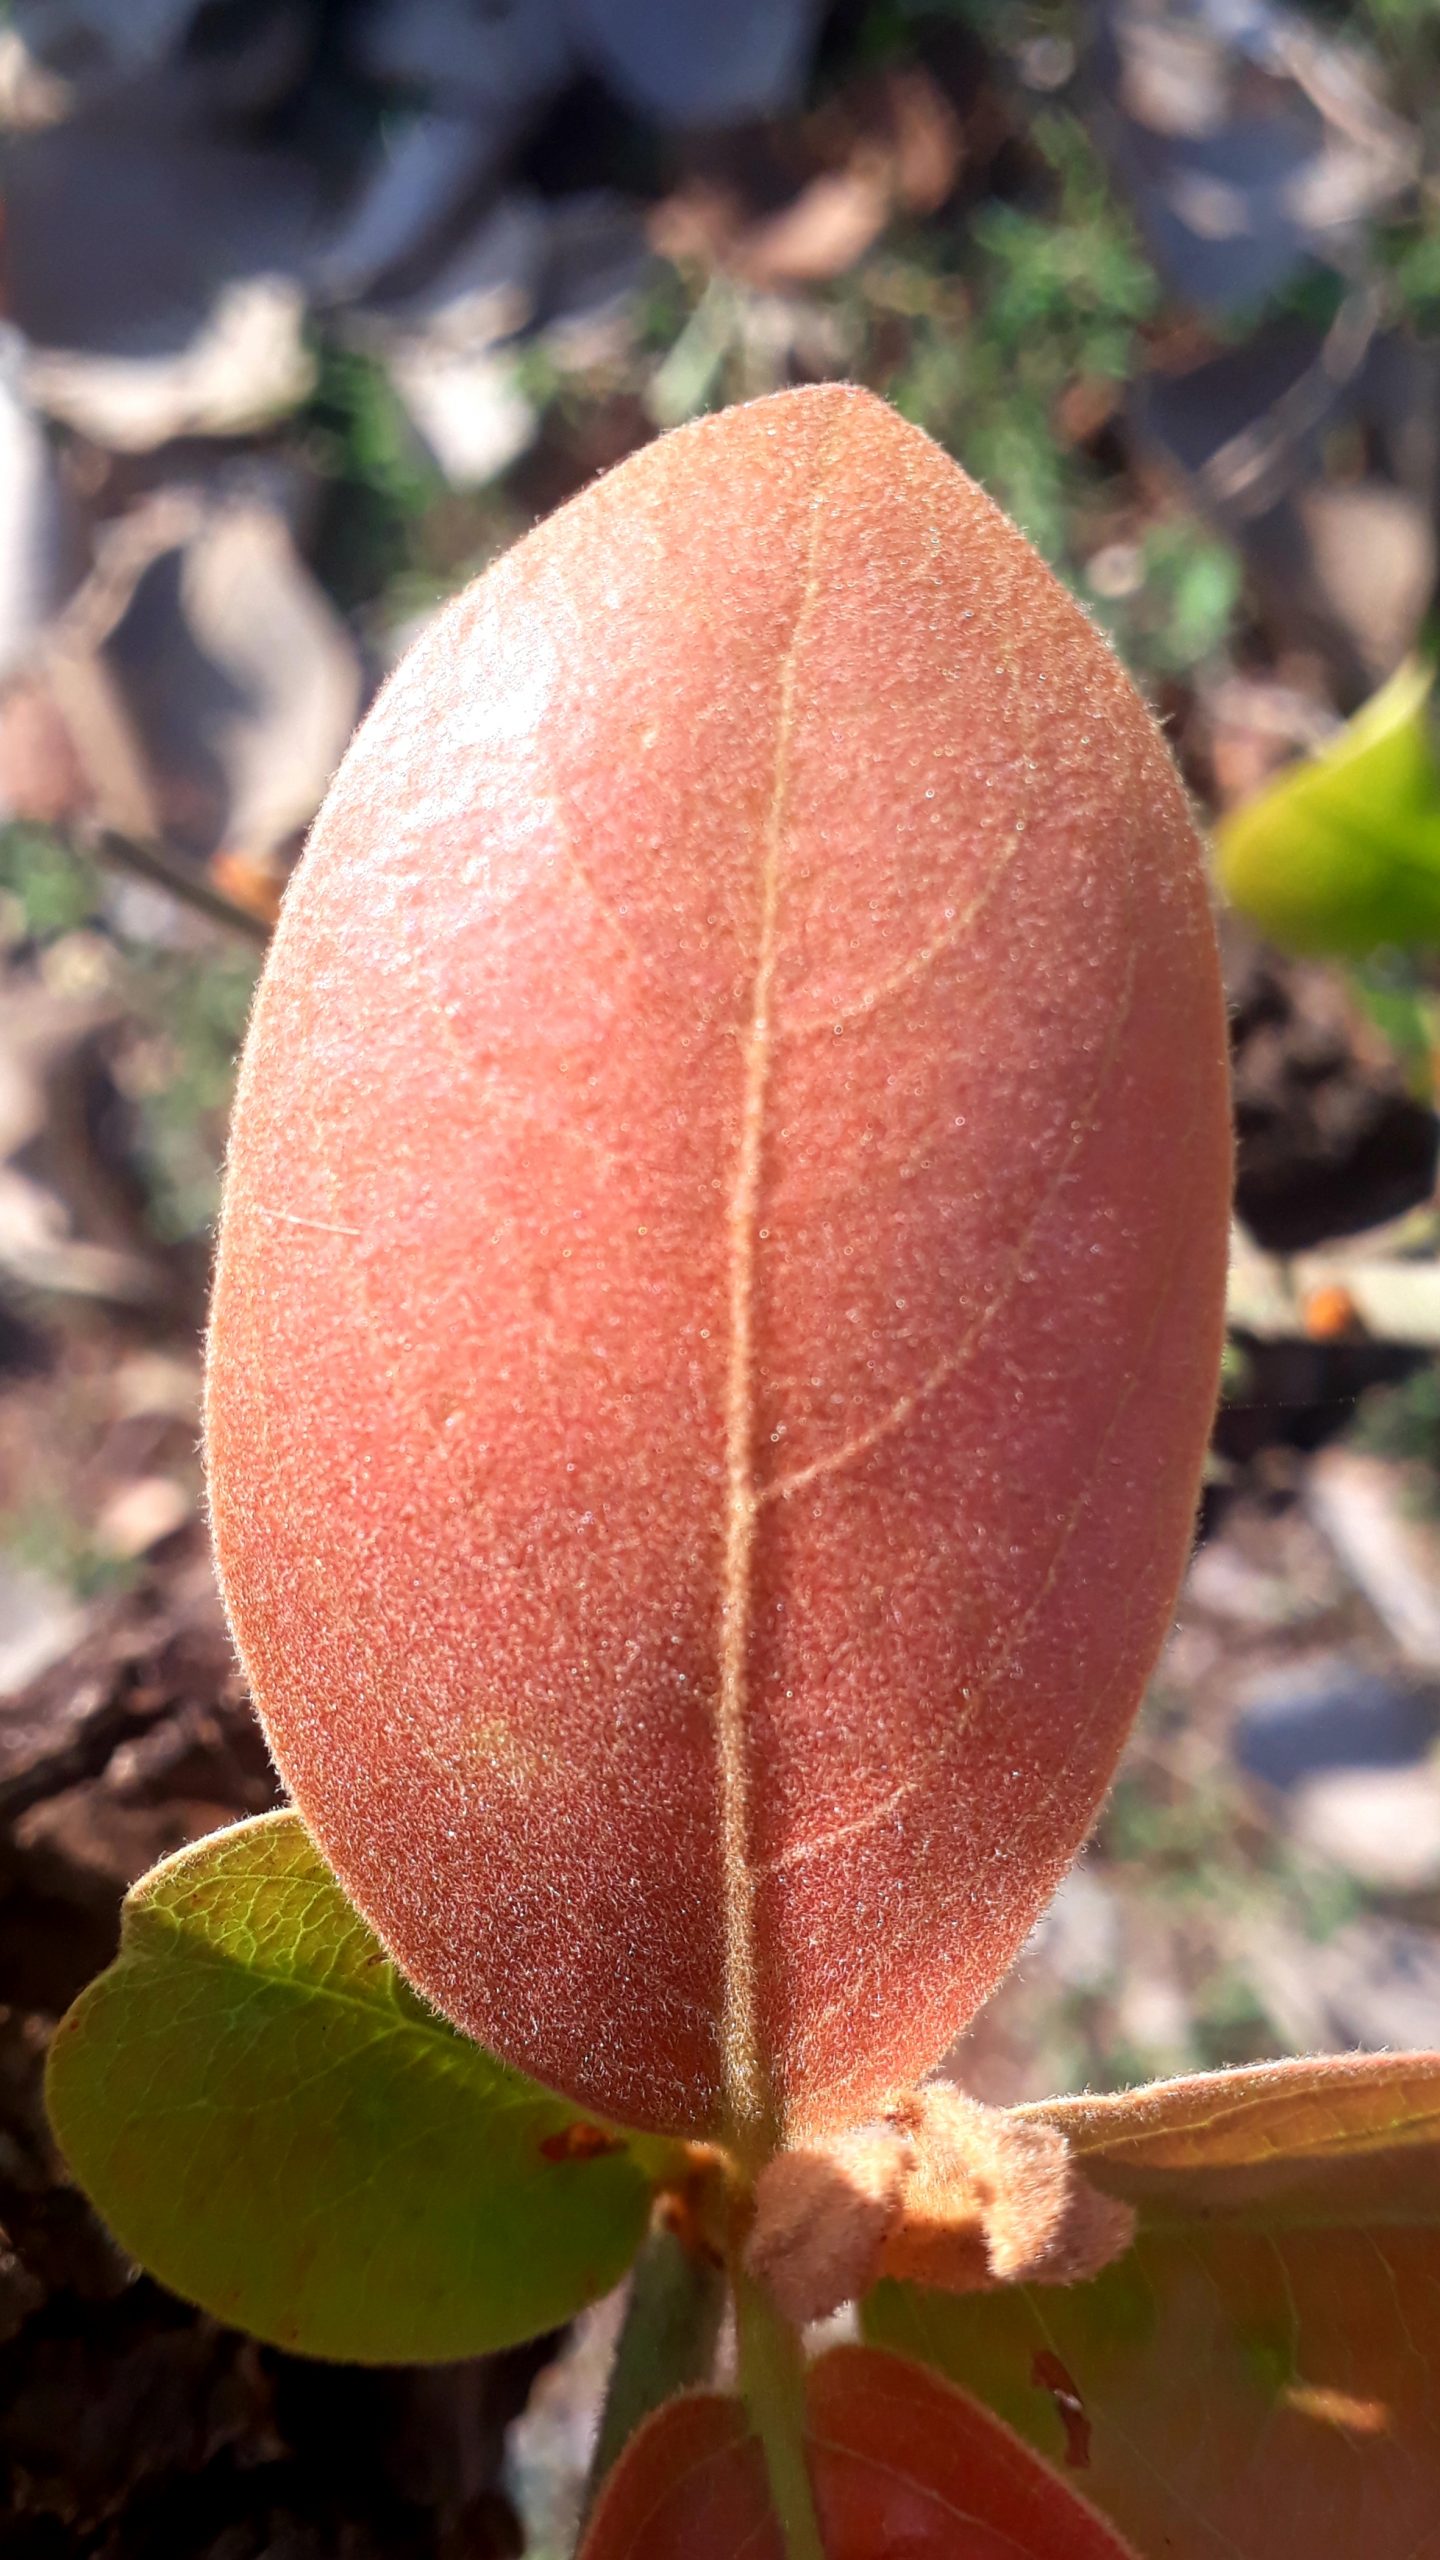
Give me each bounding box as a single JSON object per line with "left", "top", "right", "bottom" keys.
{"left": 734, "top": 2263, "right": 826, "bottom": 2560}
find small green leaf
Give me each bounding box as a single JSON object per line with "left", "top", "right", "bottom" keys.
{"left": 1218, "top": 656, "right": 1440, "bottom": 954}
{"left": 46, "top": 1811, "right": 661, "bottom": 2363}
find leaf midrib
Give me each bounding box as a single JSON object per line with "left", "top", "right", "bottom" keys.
{"left": 714, "top": 415, "right": 839, "bottom": 2160}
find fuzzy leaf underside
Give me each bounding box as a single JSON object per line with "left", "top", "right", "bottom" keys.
{"left": 45, "top": 1811, "right": 658, "bottom": 2362}
{"left": 207, "top": 385, "right": 1230, "bottom": 2141}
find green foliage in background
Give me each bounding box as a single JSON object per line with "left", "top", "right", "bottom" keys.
{"left": 1218, "top": 658, "right": 1440, "bottom": 956}
{"left": 881, "top": 112, "right": 1157, "bottom": 564}
{"left": 0, "top": 824, "right": 257, "bottom": 1244}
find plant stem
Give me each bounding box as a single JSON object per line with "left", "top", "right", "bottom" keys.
{"left": 96, "top": 828, "right": 274, "bottom": 944}
{"left": 733, "top": 2264, "right": 826, "bottom": 2560}
{"left": 581, "top": 2214, "right": 726, "bottom": 2520}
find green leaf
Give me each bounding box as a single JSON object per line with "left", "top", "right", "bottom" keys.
{"left": 46, "top": 1811, "right": 662, "bottom": 2363}
{"left": 865, "top": 2053, "right": 1440, "bottom": 2560}
{"left": 1217, "top": 656, "right": 1440, "bottom": 955}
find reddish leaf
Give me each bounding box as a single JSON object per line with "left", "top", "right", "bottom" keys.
{"left": 580, "top": 2344, "right": 1139, "bottom": 2558}
{"left": 807, "top": 2347, "right": 1141, "bottom": 2559}
{"left": 579, "top": 2393, "right": 771, "bottom": 2558}
{"left": 206, "top": 383, "right": 1230, "bottom": 2146}
{"left": 867, "top": 2052, "right": 1440, "bottom": 2560}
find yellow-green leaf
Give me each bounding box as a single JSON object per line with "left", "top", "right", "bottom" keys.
{"left": 46, "top": 1812, "right": 661, "bottom": 2362}
{"left": 1218, "top": 656, "right": 1440, "bottom": 954}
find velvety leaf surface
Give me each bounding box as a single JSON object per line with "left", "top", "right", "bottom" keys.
{"left": 867, "top": 2054, "right": 1440, "bottom": 2560}
{"left": 207, "top": 382, "right": 1231, "bottom": 2149}
{"left": 1218, "top": 655, "right": 1440, "bottom": 954}
{"left": 1032, "top": 2048, "right": 1440, "bottom": 2212}
{"left": 45, "top": 1812, "right": 658, "bottom": 2362}
{"left": 580, "top": 2344, "right": 1139, "bottom": 2558}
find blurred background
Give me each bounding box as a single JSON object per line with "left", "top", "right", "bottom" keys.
{"left": 4, "top": 0, "right": 1440, "bottom": 2549}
